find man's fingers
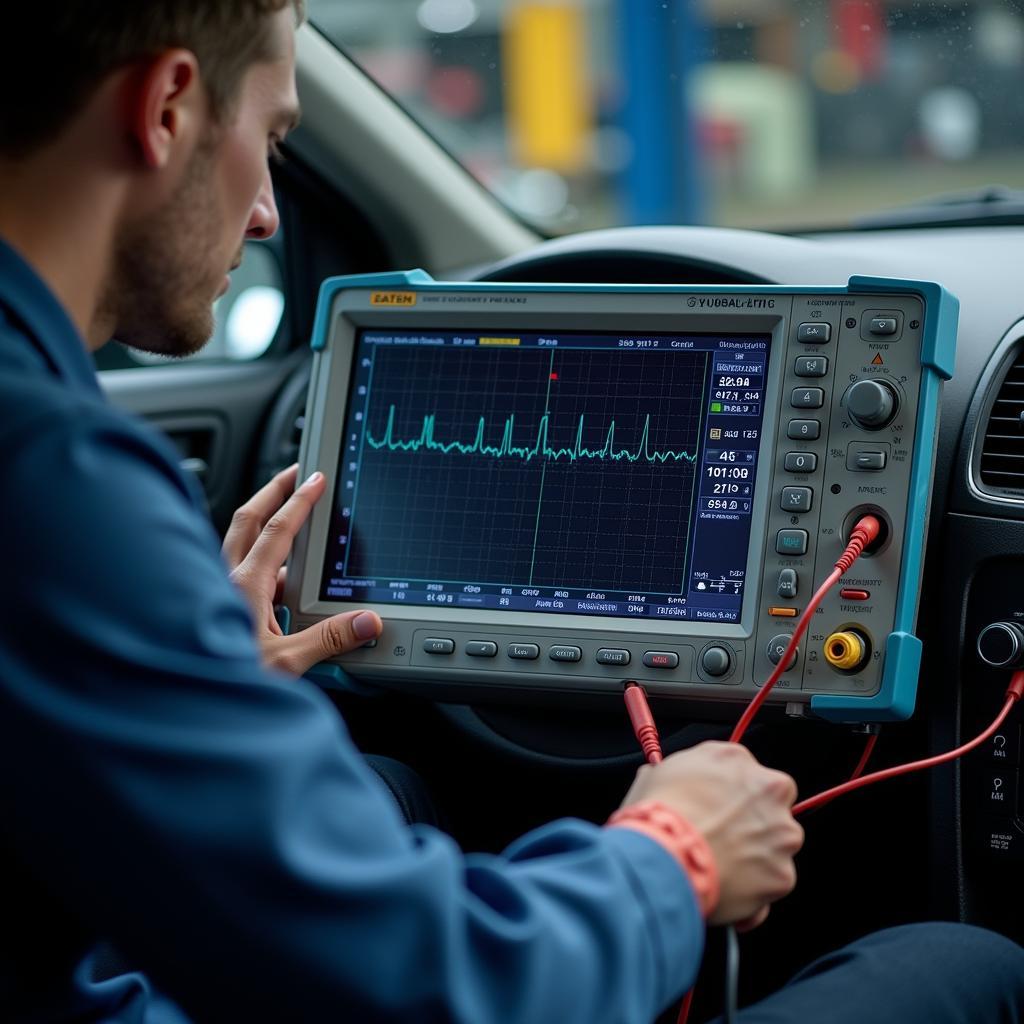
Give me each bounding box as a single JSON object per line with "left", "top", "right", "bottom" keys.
{"left": 243, "top": 471, "right": 327, "bottom": 575}
{"left": 274, "top": 566, "right": 288, "bottom": 605}
{"left": 222, "top": 464, "right": 299, "bottom": 569}
{"left": 273, "top": 610, "right": 382, "bottom": 677}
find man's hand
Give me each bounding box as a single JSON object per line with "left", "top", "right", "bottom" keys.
{"left": 222, "top": 464, "right": 382, "bottom": 676}
{"left": 619, "top": 742, "right": 803, "bottom": 929}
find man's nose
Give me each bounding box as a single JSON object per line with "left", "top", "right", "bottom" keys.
{"left": 246, "top": 167, "right": 280, "bottom": 240}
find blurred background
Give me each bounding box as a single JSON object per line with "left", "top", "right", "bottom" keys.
{"left": 308, "top": 0, "right": 1024, "bottom": 233}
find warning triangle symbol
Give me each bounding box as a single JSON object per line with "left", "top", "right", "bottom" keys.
{"left": 871, "top": 353, "right": 884, "bottom": 365}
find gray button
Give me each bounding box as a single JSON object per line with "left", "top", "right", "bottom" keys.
{"left": 465, "top": 640, "right": 498, "bottom": 657}
{"left": 784, "top": 452, "right": 817, "bottom": 473}
{"left": 848, "top": 449, "right": 886, "bottom": 471}
{"left": 776, "top": 529, "right": 808, "bottom": 556}
{"left": 549, "top": 645, "right": 582, "bottom": 662}
{"left": 869, "top": 317, "right": 898, "bottom": 336}
{"left": 787, "top": 419, "right": 820, "bottom": 440}
{"left": 508, "top": 643, "right": 540, "bottom": 660}
{"left": 766, "top": 634, "right": 798, "bottom": 669}
{"left": 596, "top": 648, "right": 631, "bottom": 665}
{"left": 795, "top": 356, "right": 828, "bottom": 378}
{"left": 797, "top": 322, "right": 831, "bottom": 343}
{"left": 701, "top": 646, "right": 732, "bottom": 677}
{"left": 777, "top": 568, "right": 798, "bottom": 599}
{"left": 791, "top": 387, "right": 824, "bottom": 409}
{"left": 423, "top": 637, "right": 455, "bottom": 655}
{"left": 642, "top": 651, "right": 679, "bottom": 669}
{"left": 361, "top": 638, "right": 378, "bottom": 649}
{"left": 781, "top": 486, "right": 813, "bottom": 513}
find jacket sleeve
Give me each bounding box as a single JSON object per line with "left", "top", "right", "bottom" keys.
{"left": 0, "top": 409, "right": 703, "bottom": 1023}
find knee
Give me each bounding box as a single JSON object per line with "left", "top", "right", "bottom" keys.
{"left": 856, "top": 922, "right": 1024, "bottom": 995}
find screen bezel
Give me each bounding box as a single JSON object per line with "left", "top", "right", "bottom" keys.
{"left": 290, "top": 289, "right": 789, "bottom": 642}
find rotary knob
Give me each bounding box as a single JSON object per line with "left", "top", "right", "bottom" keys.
{"left": 701, "top": 646, "right": 732, "bottom": 678}
{"left": 846, "top": 379, "right": 898, "bottom": 430}
{"left": 977, "top": 622, "right": 1024, "bottom": 668}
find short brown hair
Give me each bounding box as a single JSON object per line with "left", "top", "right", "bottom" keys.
{"left": 0, "top": 1, "right": 304, "bottom": 158}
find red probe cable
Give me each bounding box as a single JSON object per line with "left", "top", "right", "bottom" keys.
{"left": 793, "top": 673, "right": 1024, "bottom": 815}
{"left": 849, "top": 732, "right": 878, "bottom": 781}
{"left": 729, "top": 515, "right": 881, "bottom": 744}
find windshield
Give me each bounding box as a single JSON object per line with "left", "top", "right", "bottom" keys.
{"left": 308, "top": 1, "right": 1024, "bottom": 233}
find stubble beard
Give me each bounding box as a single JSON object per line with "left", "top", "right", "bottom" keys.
{"left": 103, "top": 135, "right": 232, "bottom": 358}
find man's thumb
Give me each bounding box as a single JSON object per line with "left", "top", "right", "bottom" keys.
{"left": 280, "top": 610, "right": 382, "bottom": 676}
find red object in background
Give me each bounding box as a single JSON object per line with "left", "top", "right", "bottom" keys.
{"left": 425, "top": 65, "right": 486, "bottom": 120}
{"left": 550, "top": 372, "right": 558, "bottom": 380}
{"left": 833, "top": 0, "right": 887, "bottom": 79}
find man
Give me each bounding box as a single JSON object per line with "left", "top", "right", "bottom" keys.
{"left": 0, "top": 3, "right": 1020, "bottom": 1023}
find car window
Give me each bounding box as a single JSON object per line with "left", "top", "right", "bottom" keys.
{"left": 310, "top": 0, "right": 1024, "bottom": 232}
{"left": 94, "top": 240, "right": 286, "bottom": 370}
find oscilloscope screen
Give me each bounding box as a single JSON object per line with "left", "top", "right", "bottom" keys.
{"left": 320, "top": 327, "right": 771, "bottom": 624}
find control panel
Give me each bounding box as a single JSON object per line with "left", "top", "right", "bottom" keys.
{"left": 284, "top": 273, "right": 957, "bottom": 722}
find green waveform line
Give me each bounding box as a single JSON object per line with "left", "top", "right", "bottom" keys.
{"left": 366, "top": 404, "right": 699, "bottom": 465}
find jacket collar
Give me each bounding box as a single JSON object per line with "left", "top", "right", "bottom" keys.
{"left": 0, "top": 235, "right": 102, "bottom": 396}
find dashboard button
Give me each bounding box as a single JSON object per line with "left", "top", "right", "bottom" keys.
{"left": 869, "top": 316, "right": 898, "bottom": 335}
{"left": 990, "top": 725, "right": 1020, "bottom": 766}
{"left": 766, "top": 634, "right": 798, "bottom": 670}
{"left": 777, "top": 568, "right": 798, "bottom": 598}
{"left": 797, "top": 322, "right": 831, "bottom": 343}
{"left": 508, "top": 643, "right": 540, "bottom": 660}
{"left": 596, "top": 648, "right": 631, "bottom": 665}
{"left": 465, "top": 640, "right": 498, "bottom": 657}
{"left": 795, "top": 355, "right": 828, "bottom": 377}
{"left": 768, "top": 606, "right": 799, "bottom": 618}
{"left": 849, "top": 450, "right": 886, "bottom": 471}
{"left": 642, "top": 651, "right": 679, "bottom": 669}
{"left": 423, "top": 638, "right": 455, "bottom": 655}
{"left": 791, "top": 387, "right": 824, "bottom": 409}
{"left": 776, "top": 529, "right": 808, "bottom": 556}
{"left": 784, "top": 452, "right": 817, "bottom": 473}
{"left": 839, "top": 588, "right": 870, "bottom": 601}
{"left": 701, "top": 646, "right": 732, "bottom": 677}
{"left": 787, "top": 419, "right": 820, "bottom": 440}
{"left": 781, "top": 486, "right": 813, "bottom": 513}
{"left": 549, "top": 645, "right": 582, "bottom": 662}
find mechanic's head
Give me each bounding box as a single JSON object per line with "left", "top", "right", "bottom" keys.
{"left": 0, "top": 2, "right": 303, "bottom": 355}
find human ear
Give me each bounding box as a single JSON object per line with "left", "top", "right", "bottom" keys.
{"left": 128, "top": 49, "right": 203, "bottom": 169}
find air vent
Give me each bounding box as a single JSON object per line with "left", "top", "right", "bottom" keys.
{"left": 980, "top": 346, "right": 1024, "bottom": 493}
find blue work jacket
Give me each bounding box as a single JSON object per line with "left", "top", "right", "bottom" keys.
{"left": 0, "top": 237, "right": 702, "bottom": 1023}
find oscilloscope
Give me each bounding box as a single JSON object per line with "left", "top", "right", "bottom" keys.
{"left": 283, "top": 271, "right": 958, "bottom": 722}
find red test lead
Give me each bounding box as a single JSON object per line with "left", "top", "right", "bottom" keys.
{"left": 729, "top": 515, "right": 881, "bottom": 745}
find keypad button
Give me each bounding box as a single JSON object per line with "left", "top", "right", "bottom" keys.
{"left": 766, "top": 634, "right": 798, "bottom": 669}
{"left": 780, "top": 486, "right": 813, "bottom": 513}
{"left": 797, "top": 322, "right": 831, "bottom": 343}
{"left": 795, "top": 355, "right": 828, "bottom": 378}
{"left": 642, "top": 651, "right": 679, "bottom": 669}
{"left": 549, "top": 645, "right": 582, "bottom": 663}
{"left": 465, "top": 640, "right": 498, "bottom": 657}
{"left": 508, "top": 643, "right": 540, "bottom": 660}
{"left": 596, "top": 648, "right": 631, "bottom": 666}
{"left": 423, "top": 638, "right": 455, "bottom": 655}
{"left": 784, "top": 452, "right": 817, "bottom": 473}
{"left": 869, "top": 316, "right": 898, "bottom": 336}
{"left": 849, "top": 450, "right": 886, "bottom": 471}
{"left": 791, "top": 387, "right": 824, "bottom": 409}
{"left": 777, "top": 568, "right": 798, "bottom": 598}
{"left": 776, "top": 529, "right": 808, "bottom": 556}
{"left": 787, "top": 419, "right": 821, "bottom": 440}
